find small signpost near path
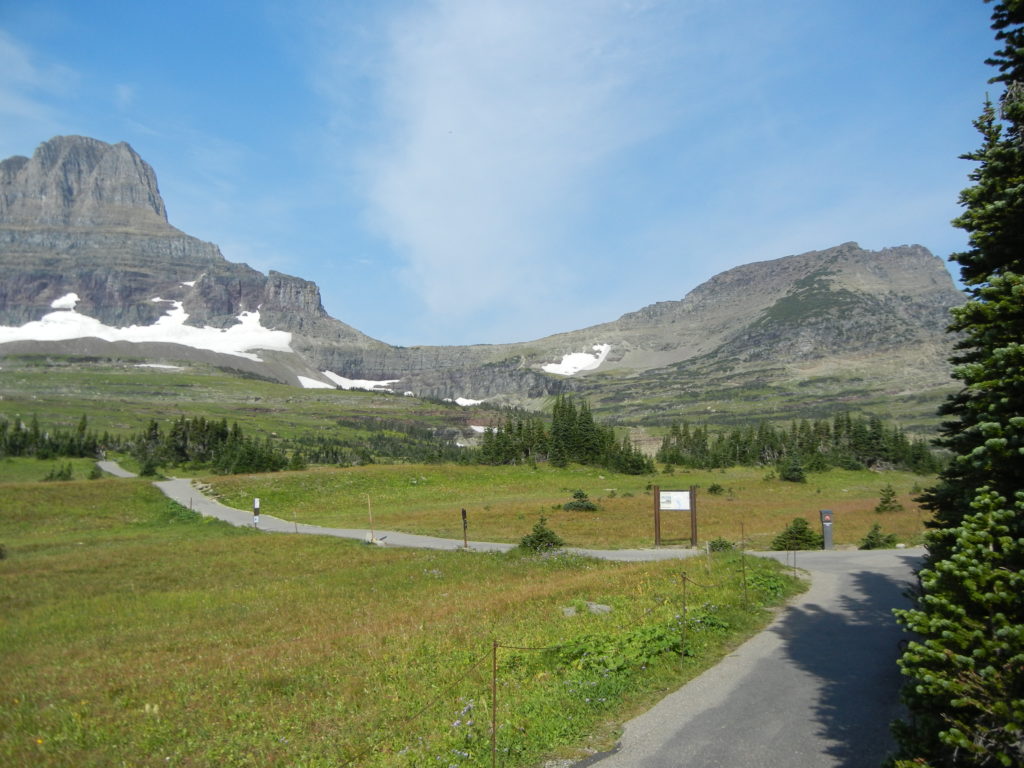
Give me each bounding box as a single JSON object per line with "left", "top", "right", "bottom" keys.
{"left": 652, "top": 485, "right": 698, "bottom": 547}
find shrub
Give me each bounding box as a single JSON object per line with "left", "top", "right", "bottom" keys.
{"left": 777, "top": 458, "right": 807, "bottom": 483}
{"left": 707, "top": 483, "right": 725, "bottom": 495}
{"left": 562, "top": 489, "right": 598, "bottom": 512}
{"left": 42, "top": 463, "right": 73, "bottom": 482}
{"left": 770, "top": 517, "right": 822, "bottom": 550}
{"left": 518, "top": 516, "right": 565, "bottom": 553}
{"left": 859, "top": 523, "right": 898, "bottom": 550}
{"left": 708, "top": 537, "right": 735, "bottom": 551}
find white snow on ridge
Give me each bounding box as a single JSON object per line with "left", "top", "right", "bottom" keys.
{"left": 298, "top": 376, "right": 336, "bottom": 389}
{"left": 0, "top": 298, "right": 293, "bottom": 362}
{"left": 50, "top": 292, "right": 80, "bottom": 310}
{"left": 541, "top": 344, "right": 611, "bottom": 376}
{"left": 444, "top": 397, "right": 484, "bottom": 407}
{"left": 322, "top": 370, "right": 399, "bottom": 392}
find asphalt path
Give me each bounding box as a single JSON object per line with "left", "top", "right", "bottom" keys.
{"left": 150, "top": 475, "right": 706, "bottom": 561}
{"left": 575, "top": 547, "right": 923, "bottom": 768}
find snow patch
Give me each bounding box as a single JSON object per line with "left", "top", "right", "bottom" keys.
{"left": 298, "top": 376, "right": 336, "bottom": 389}
{"left": 541, "top": 344, "right": 611, "bottom": 376}
{"left": 135, "top": 363, "right": 183, "bottom": 370}
{"left": 50, "top": 293, "right": 79, "bottom": 310}
{"left": 445, "top": 397, "right": 484, "bottom": 407}
{"left": 322, "top": 370, "right": 399, "bottom": 392}
{"left": 181, "top": 280, "right": 197, "bottom": 287}
{"left": 0, "top": 298, "right": 293, "bottom": 361}
{"left": 470, "top": 425, "right": 490, "bottom": 433}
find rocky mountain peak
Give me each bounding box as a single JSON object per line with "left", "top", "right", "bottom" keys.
{"left": 0, "top": 135, "right": 170, "bottom": 232}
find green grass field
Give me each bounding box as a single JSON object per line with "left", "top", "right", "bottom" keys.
{"left": 1, "top": 477, "right": 802, "bottom": 767}
{"left": 202, "top": 462, "right": 932, "bottom": 550}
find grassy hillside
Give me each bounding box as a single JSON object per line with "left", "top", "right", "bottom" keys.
{"left": 1, "top": 478, "right": 802, "bottom": 767}
{"left": 0, "top": 357, "right": 491, "bottom": 440}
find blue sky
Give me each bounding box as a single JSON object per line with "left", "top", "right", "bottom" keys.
{"left": 0, "top": 1, "right": 999, "bottom": 346}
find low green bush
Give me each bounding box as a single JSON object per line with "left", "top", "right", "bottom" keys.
{"left": 518, "top": 515, "right": 566, "bottom": 552}
{"left": 770, "top": 517, "right": 822, "bottom": 550}
{"left": 563, "top": 489, "right": 598, "bottom": 511}
{"left": 859, "top": 522, "right": 898, "bottom": 549}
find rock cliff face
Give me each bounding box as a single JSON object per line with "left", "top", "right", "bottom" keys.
{"left": 0, "top": 136, "right": 965, "bottom": 423}
{"left": 0, "top": 136, "right": 379, "bottom": 348}
{"left": 0, "top": 136, "right": 168, "bottom": 231}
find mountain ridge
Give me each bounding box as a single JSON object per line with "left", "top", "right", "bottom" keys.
{"left": 0, "top": 136, "right": 965, "bottom": 425}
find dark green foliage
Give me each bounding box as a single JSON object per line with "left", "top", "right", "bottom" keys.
{"left": 41, "top": 462, "right": 73, "bottom": 482}
{"left": 562, "top": 489, "right": 598, "bottom": 512}
{"left": 0, "top": 414, "right": 102, "bottom": 460}
{"left": 777, "top": 456, "right": 807, "bottom": 483}
{"left": 894, "top": 490, "right": 1024, "bottom": 765}
{"left": 706, "top": 483, "right": 726, "bottom": 495}
{"left": 708, "top": 536, "right": 735, "bottom": 551}
{"left": 554, "top": 623, "right": 681, "bottom": 673}
{"left": 874, "top": 484, "right": 904, "bottom": 514}
{"left": 656, "top": 413, "right": 940, "bottom": 474}
{"left": 481, "top": 396, "right": 654, "bottom": 475}
{"left": 518, "top": 516, "right": 566, "bottom": 552}
{"left": 858, "top": 523, "right": 897, "bottom": 550}
{"left": 893, "top": 5, "right": 1024, "bottom": 765}
{"left": 769, "top": 518, "right": 822, "bottom": 551}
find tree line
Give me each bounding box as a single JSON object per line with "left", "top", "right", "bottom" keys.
{"left": 655, "top": 413, "right": 942, "bottom": 475}
{"left": 0, "top": 414, "right": 107, "bottom": 460}
{"left": 479, "top": 395, "right": 654, "bottom": 474}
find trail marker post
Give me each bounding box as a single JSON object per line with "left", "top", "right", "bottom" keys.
{"left": 819, "top": 509, "right": 834, "bottom": 550}
{"left": 253, "top": 497, "right": 260, "bottom": 529}
{"left": 461, "top": 508, "right": 468, "bottom": 549}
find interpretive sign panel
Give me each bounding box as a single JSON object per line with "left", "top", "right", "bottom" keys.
{"left": 659, "top": 490, "right": 691, "bottom": 511}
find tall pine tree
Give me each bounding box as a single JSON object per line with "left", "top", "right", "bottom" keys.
{"left": 893, "top": 2, "right": 1024, "bottom": 765}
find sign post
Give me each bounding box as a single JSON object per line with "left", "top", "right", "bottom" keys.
{"left": 653, "top": 485, "right": 661, "bottom": 546}
{"left": 253, "top": 497, "right": 260, "bottom": 529}
{"left": 462, "top": 508, "right": 468, "bottom": 549}
{"left": 819, "top": 509, "right": 834, "bottom": 550}
{"left": 654, "top": 487, "right": 697, "bottom": 547}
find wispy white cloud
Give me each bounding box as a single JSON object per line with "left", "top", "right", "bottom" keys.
{"left": 351, "top": 0, "right": 689, "bottom": 334}
{"left": 114, "top": 83, "right": 136, "bottom": 110}
{"left": 0, "top": 29, "right": 76, "bottom": 153}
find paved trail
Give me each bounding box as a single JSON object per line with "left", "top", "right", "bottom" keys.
{"left": 150, "top": 474, "right": 705, "bottom": 562}
{"left": 576, "top": 548, "right": 922, "bottom": 768}
{"left": 120, "top": 465, "right": 920, "bottom": 765}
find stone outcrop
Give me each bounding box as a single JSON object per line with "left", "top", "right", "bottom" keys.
{"left": 0, "top": 135, "right": 169, "bottom": 231}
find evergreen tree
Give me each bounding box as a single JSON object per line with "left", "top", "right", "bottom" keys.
{"left": 894, "top": 3, "right": 1024, "bottom": 765}
{"left": 875, "top": 484, "right": 904, "bottom": 514}
{"left": 893, "top": 490, "right": 1024, "bottom": 765}
{"left": 769, "top": 518, "right": 822, "bottom": 551}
